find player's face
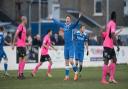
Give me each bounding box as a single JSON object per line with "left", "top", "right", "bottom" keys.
{"left": 81, "top": 26, "right": 85, "bottom": 33}
{"left": 50, "top": 31, "right": 52, "bottom": 36}
{"left": 36, "top": 35, "right": 40, "bottom": 40}
{"left": 66, "top": 16, "right": 71, "bottom": 24}
{"left": 23, "top": 19, "right": 27, "bottom": 25}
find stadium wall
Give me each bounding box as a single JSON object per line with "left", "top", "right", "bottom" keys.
{"left": 0, "top": 46, "right": 128, "bottom": 70}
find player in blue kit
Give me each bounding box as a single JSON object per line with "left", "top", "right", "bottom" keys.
{"left": 74, "top": 25, "right": 89, "bottom": 77}
{"left": 0, "top": 26, "right": 10, "bottom": 76}
{"left": 50, "top": 13, "right": 82, "bottom": 80}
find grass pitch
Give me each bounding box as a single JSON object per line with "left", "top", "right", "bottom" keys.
{"left": 0, "top": 64, "right": 128, "bottom": 89}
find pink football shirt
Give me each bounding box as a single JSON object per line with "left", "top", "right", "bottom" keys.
{"left": 102, "top": 32, "right": 107, "bottom": 39}
{"left": 41, "top": 34, "right": 51, "bottom": 55}
{"left": 103, "top": 20, "right": 116, "bottom": 48}
{"left": 16, "top": 24, "right": 26, "bottom": 47}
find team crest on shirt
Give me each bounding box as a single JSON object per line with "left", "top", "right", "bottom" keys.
{"left": 64, "top": 23, "right": 71, "bottom": 31}
{"left": 77, "top": 36, "right": 84, "bottom": 41}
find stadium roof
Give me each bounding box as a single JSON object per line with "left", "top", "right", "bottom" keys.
{"left": 26, "top": 0, "right": 48, "bottom": 4}
{"left": 0, "top": 22, "right": 11, "bottom": 26}
{"left": 66, "top": 10, "right": 102, "bottom": 28}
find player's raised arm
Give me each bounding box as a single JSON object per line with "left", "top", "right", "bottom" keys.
{"left": 52, "top": 18, "right": 64, "bottom": 28}
{"left": 49, "top": 15, "right": 64, "bottom": 28}
{"left": 71, "top": 12, "right": 82, "bottom": 29}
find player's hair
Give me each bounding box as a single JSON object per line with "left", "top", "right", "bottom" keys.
{"left": 47, "top": 29, "right": 52, "bottom": 34}
{"left": 21, "top": 16, "right": 27, "bottom": 21}
{"left": 111, "top": 11, "right": 116, "bottom": 22}
{"left": 0, "top": 26, "right": 4, "bottom": 31}
{"left": 66, "top": 15, "right": 71, "bottom": 19}
{"left": 80, "top": 24, "right": 85, "bottom": 29}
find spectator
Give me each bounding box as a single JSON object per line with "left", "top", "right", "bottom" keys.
{"left": 58, "top": 29, "right": 64, "bottom": 45}
{"left": 51, "top": 33, "right": 59, "bottom": 45}
{"left": 117, "top": 36, "right": 122, "bottom": 46}
{"left": 32, "top": 34, "right": 42, "bottom": 47}
{"left": 88, "top": 34, "right": 98, "bottom": 45}
{"left": 4, "top": 32, "right": 12, "bottom": 46}
{"left": 51, "top": 32, "right": 64, "bottom": 45}
{"left": 27, "top": 35, "right": 32, "bottom": 45}
{"left": 58, "top": 34, "right": 64, "bottom": 45}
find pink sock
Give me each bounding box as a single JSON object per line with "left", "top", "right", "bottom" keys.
{"left": 19, "top": 60, "right": 24, "bottom": 75}
{"left": 18, "top": 60, "right": 22, "bottom": 76}
{"left": 21, "top": 60, "right": 26, "bottom": 74}
{"left": 102, "top": 64, "right": 108, "bottom": 81}
{"left": 47, "top": 63, "right": 52, "bottom": 74}
{"left": 109, "top": 63, "right": 116, "bottom": 80}
{"left": 32, "top": 62, "right": 42, "bottom": 74}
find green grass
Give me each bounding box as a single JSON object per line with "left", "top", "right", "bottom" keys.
{"left": 0, "top": 64, "right": 128, "bottom": 89}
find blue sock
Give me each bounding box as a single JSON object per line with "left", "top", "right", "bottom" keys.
{"left": 72, "top": 64, "right": 77, "bottom": 72}
{"left": 65, "top": 66, "right": 69, "bottom": 77}
{"left": 4, "top": 63, "right": 8, "bottom": 72}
